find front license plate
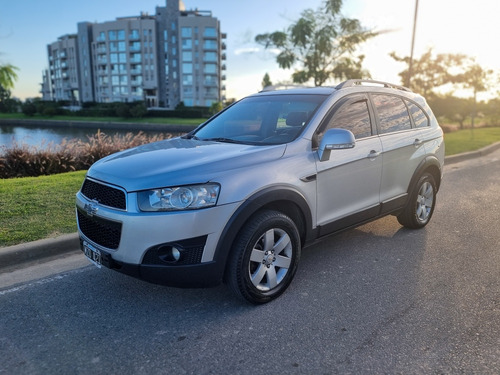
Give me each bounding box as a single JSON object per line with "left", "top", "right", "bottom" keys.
{"left": 83, "top": 241, "right": 102, "bottom": 268}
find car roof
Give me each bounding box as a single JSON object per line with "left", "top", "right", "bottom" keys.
{"left": 252, "top": 80, "right": 415, "bottom": 98}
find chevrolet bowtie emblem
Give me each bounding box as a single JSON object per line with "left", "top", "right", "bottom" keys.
{"left": 84, "top": 200, "right": 99, "bottom": 216}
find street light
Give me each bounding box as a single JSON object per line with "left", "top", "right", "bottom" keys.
{"left": 407, "top": 0, "right": 419, "bottom": 88}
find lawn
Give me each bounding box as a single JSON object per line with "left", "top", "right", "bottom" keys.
{"left": 0, "top": 170, "right": 86, "bottom": 247}
{"left": 444, "top": 127, "right": 500, "bottom": 156}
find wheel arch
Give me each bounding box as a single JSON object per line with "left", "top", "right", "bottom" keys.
{"left": 408, "top": 155, "right": 443, "bottom": 193}
{"left": 214, "top": 186, "right": 313, "bottom": 281}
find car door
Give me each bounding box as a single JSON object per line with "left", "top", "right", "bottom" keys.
{"left": 370, "top": 94, "right": 428, "bottom": 209}
{"left": 314, "top": 94, "right": 383, "bottom": 235}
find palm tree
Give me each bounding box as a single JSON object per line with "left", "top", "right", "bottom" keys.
{"left": 0, "top": 63, "right": 19, "bottom": 90}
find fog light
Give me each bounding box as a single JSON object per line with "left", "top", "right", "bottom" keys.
{"left": 171, "top": 247, "right": 181, "bottom": 261}
{"left": 158, "top": 246, "right": 182, "bottom": 263}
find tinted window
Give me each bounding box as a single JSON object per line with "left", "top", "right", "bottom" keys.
{"left": 406, "top": 100, "right": 429, "bottom": 128}
{"left": 372, "top": 95, "right": 412, "bottom": 134}
{"left": 319, "top": 96, "right": 372, "bottom": 140}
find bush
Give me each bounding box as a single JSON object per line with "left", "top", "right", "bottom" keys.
{"left": 0, "top": 131, "right": 171, "bottom": 178}
{"left": 22, "top": 101, "right": 37, "bottom": 116}
{"left": 130, "top": 103, "right": 147, "bottom": 118}
{"left": 115, "top": 103, "right": 131, "bottom": 118}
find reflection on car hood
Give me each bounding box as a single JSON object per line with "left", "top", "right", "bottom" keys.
{"left": 87, "top": 137, "right": 286, "bottom": 191}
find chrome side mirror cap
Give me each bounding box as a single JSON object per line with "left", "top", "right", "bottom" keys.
{"left": 318, "top": 128, "right": 356, "bottom": 162}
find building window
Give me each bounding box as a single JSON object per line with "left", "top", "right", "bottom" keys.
{"left": 204, "top": 63, "right": 217, "bottom": 74}
{"left": 203, "top": 52, "right": 217, "bottom": 62}
{"left": 182, "top": 39, "right": 192, "bottom": 49}
{"left": 117, "top": 30, "right": 125, "bottom": 40}
{"left": 181, "top": 27, "right": 192, "bottom": 37}
{"left": 182, "top": 63, "right": 193, "bottom": 74}
{"left": 183, "top": 74, "right": 193, "bottom": 85}
{"left": 203, "top": 40, "right": 217, "bottom": 50}
{"left": 130, "top": 29, "right": 140, "bottom": 39}
{"left": 109, "top": 30, "right": 117, "bottom": 40}
{"left": 182, "top": 51, "right": 192, "bottom": 61}
{"left": 204, "top": 27, "right": 216, "bottom": 37}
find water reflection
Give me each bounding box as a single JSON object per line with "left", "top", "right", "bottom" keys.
{"left": 0, "top": 124, "right": 172, "bottom": 150}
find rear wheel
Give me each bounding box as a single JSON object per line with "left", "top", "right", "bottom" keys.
{"left": 397, "top": 172, "right": 437, "bottom": 229}
{"left": 227, "top": 210, "right": 301, "bottom": 304}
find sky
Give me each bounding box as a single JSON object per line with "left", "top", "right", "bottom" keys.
{"left": 1, "top": 0, "right": 499, "bottom": 101}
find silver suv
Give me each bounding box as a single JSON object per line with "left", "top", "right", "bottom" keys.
{"left": 76, "top": 80, "right": 444, "bottom": 304}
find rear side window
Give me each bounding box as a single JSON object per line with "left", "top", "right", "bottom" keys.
{"left": 372, "top": 94, "right": 412, "bottom": 134}
{"left": 318, "top": 96, "right": 372, "bottom": 140}
{"left": 406, "top": 101, "right": 429, "bottom": 128}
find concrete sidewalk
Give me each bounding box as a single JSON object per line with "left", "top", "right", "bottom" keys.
{"left": 1, "top": 141, "right": 499, "bottom": 272}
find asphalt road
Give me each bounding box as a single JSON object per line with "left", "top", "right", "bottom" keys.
{"left": 1, "top": 150, "right": 499, "bottom": 374}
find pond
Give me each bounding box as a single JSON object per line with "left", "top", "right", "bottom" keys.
{"left": 0, "top": 124, "right": 179, "bottom": 150}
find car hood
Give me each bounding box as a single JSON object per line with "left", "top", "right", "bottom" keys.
{"left": 87, "top": 137, "right": 286, "bottom": 191}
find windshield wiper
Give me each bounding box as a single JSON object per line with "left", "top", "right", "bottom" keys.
{"left": 200, "top": 137, "right": 245, "bottom": 144}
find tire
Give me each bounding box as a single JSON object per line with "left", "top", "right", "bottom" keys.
{"left": 227, "top": 210, "right": 301, "bottom": 304}
{"left": 397, "top": 172, "right": 437, "bottom": 229}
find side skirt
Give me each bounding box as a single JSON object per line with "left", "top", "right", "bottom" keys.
{"left": 310, "top": 194, "right": 408, "bottom": 246}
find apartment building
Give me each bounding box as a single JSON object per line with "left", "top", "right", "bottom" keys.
{"left": 41, "top": 0, "right": 226, "bottom": 109}
{"left": 44, "top": 34, "right": 80, "bottom": 103}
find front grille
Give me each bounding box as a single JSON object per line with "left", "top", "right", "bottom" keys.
{"left": 77, "top": 209, "right": 122, "bottom": 249}
{"left": 81, "top": 178, "right": 126, "bottom": 210}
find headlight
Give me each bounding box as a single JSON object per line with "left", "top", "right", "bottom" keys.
{"left": 137, "top": 183, "right": 220, "bottom": 212}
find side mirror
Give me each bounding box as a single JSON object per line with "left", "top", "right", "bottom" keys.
{"left": 318, "top": 128, "right": 355, "bottom": 162}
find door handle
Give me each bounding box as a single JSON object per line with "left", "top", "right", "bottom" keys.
{"left": 414, "top": 138, "right": 423, "bottom": 146}
{"left": 368, "top": 150, "right": 381, "bottom": 159}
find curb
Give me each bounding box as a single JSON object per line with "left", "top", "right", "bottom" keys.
{"left": 444, "top": 141, "right": 500, "bottom": 165}
{"left": 1, "top": 141, "right": 499, "bottom": 271}
{"left": 0, "top": 233, "right": 80, "bottom": 272}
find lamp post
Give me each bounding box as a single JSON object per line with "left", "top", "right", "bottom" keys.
{"left": 407, "top": 0, "right": 419, "bottom": 88}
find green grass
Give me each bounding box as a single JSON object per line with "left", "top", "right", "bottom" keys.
{"left": 0, "top": 112, "right": 206, "bottom": 126}
{"left": 1, "top": 127, "right": 500, "bottom": 247}
{"left": 444, "top": 127, "right": 500, "bottom": 156}
{"left": 0, "top": 171, "right": 86, "bottom": 247}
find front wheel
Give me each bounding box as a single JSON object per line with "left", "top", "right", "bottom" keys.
{"left": 227, "top": 210, "right": 301, "bottom": 304}
{"left": 397, "top": 172, "right": 437, "bottom": 229}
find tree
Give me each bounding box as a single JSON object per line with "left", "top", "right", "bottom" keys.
{"left": 390, "top": 48, "right": 466, "bottom": 96}
{"left": 429, "top": 95, "right": 473, "bottom": 130}
{"left": 453, "top": 61, "right": 493, "bottom": 127}
{"left": 255, "top": 0, "right": 376, "bottom": 86}
{"left": 0, "top": 63, "right": 19, "bottom": 90}
{"left": 209, "top": 101, "right": 223, "bottom": 115}
{"left": 261, "top": 73, "right": 272, "bottom": 89}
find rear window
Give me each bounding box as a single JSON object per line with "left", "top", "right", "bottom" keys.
{"left": 406, "top": 100, "right": 429, "bottom": 128}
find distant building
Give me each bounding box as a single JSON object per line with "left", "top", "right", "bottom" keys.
{"left": 41, "top": 0, "right": 226, "bottom": 109}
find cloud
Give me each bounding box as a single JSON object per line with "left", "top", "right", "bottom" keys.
{"left": 234, "top": 47, "right": 260, "bottom": 56}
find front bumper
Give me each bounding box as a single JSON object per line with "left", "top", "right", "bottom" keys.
{"left": 79, "top": 237, "right": 225, "bottom": 287}
{"left": 76, "top": 189, "right": 240, "bottom": 287}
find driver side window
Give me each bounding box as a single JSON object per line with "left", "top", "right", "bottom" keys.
{"left": 317, "top": 96, "right": 373, "bottom": 143}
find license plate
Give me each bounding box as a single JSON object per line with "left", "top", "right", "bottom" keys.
{"left": 83, "top": 241, "right": 102, "bottom": 268}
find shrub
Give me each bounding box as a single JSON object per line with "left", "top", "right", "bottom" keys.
{"left": 22, "top": 101, "right": 37, "bottom": 116}
{"left": 0, "top": 131, "right": 171, "bottom": 178}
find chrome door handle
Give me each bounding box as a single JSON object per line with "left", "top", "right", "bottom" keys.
{"left": 368, "top": 150, "right": 381, "bottom": 159}
{"left": 414, "top": 138, "right": 423, "bottom": 146}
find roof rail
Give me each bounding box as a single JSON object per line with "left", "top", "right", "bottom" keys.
{"left": 335, "top": 79, "right": 412, "bottom": 92}
{"left": 260, "top": 84, "right": 312, "bottom": 92}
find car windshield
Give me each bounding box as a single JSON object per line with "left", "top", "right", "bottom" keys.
{"left": 191, "top": 94, "right": 327, "bottom": 145}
